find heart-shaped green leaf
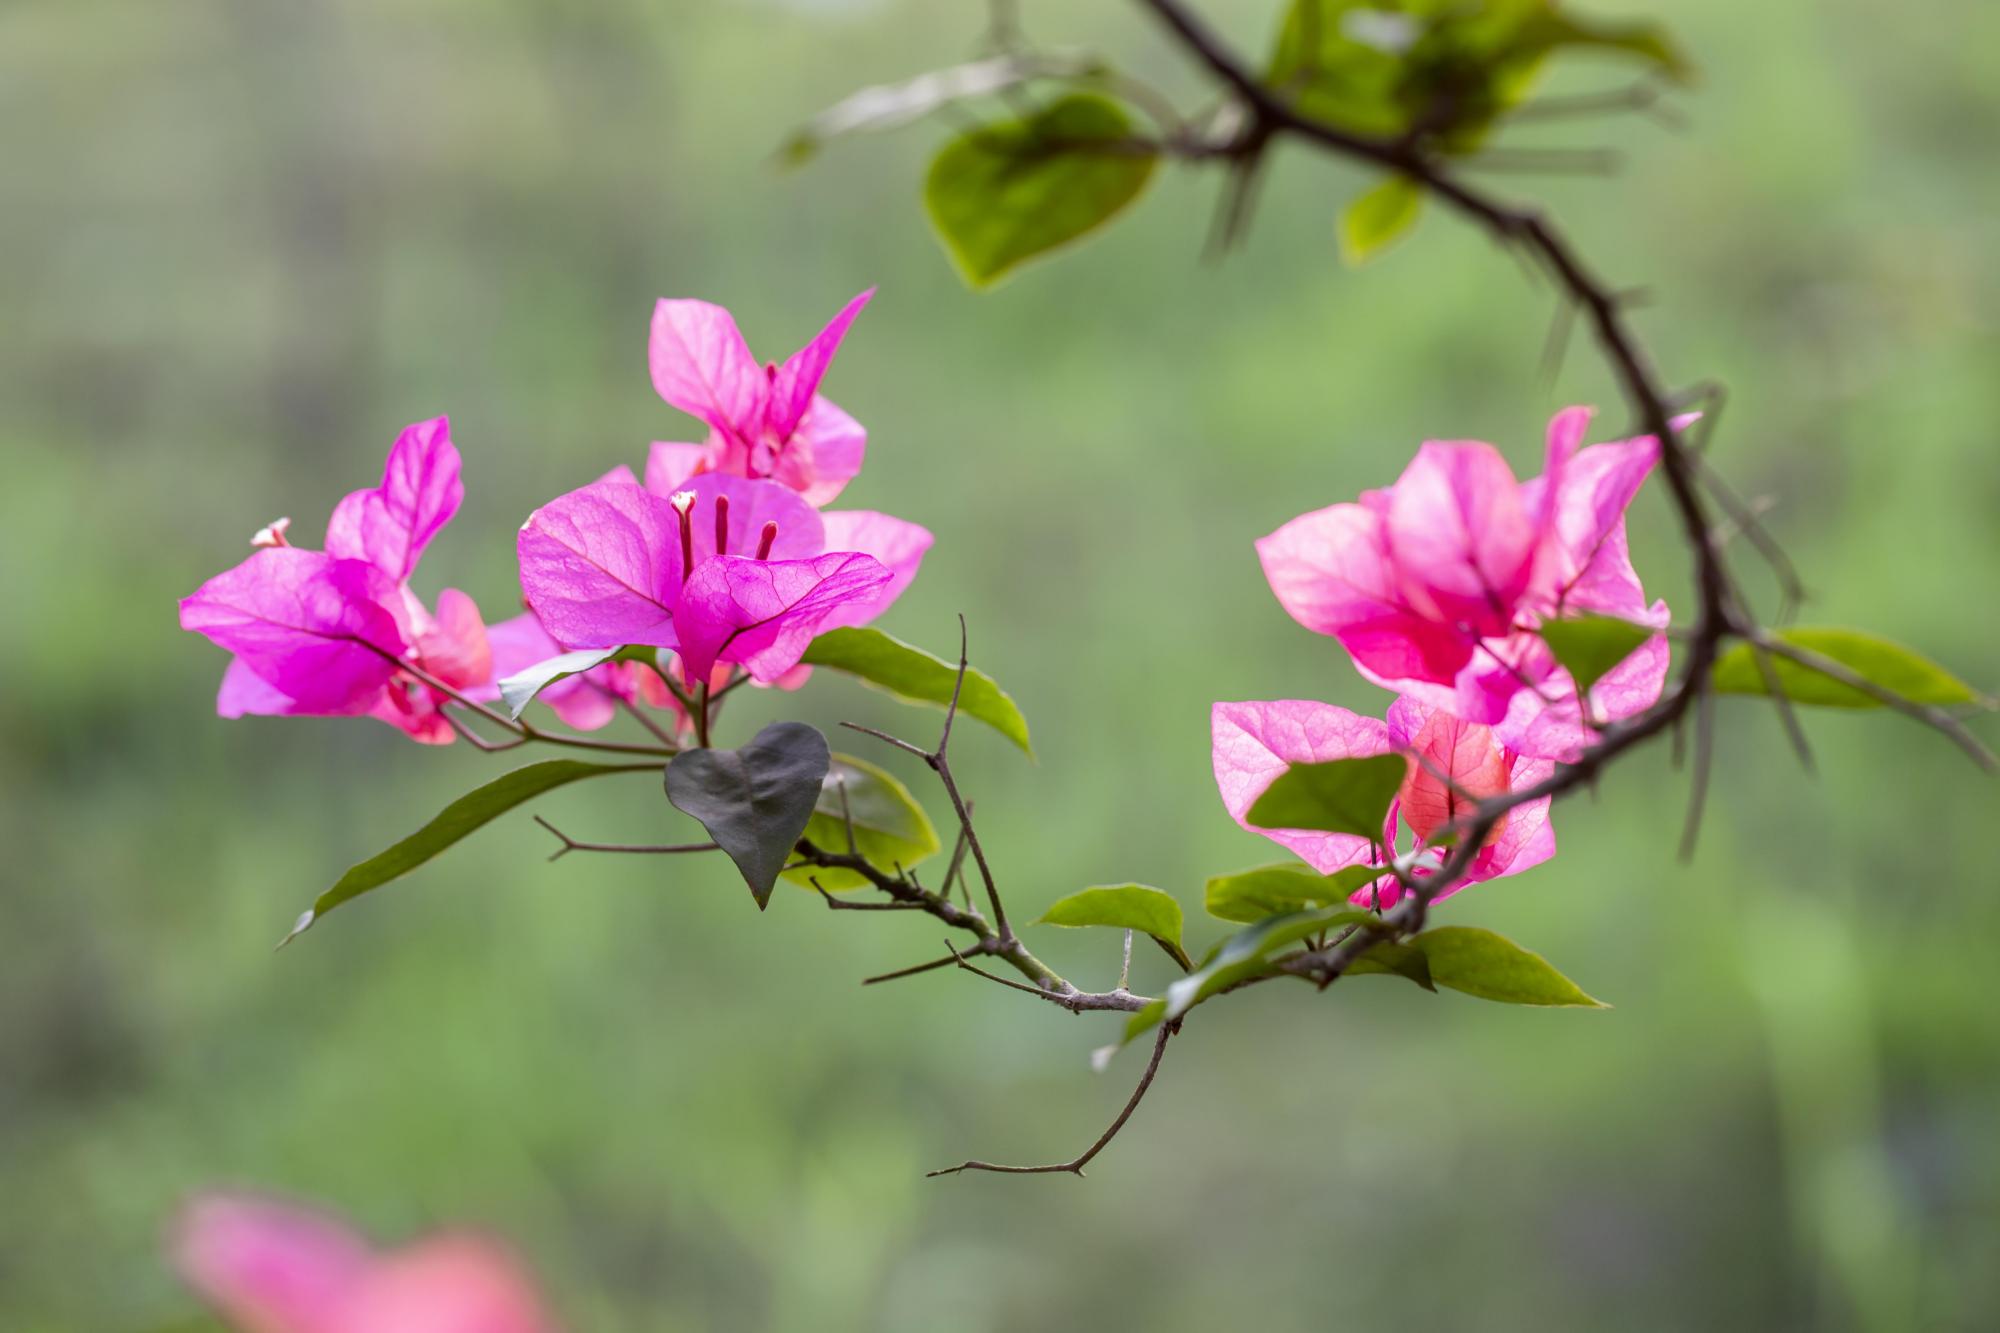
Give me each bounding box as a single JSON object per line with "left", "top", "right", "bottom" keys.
{"left": 924, "top": 92, "right": 1157, "bottom": 288}
{"left": 1037, "top": 884, "right": 1192, "bottom": 971}
{"left": 780, "top": 753, "right": 941, "bottom": 892}
{"left": 1538, "top": 613, "right": 1655, "bottom": 695}
{"left": 665, "top": 722, "right": 830, "bottom": 909}
{"left": 1246, "top": 754, "right": 1408, "bottom": 838}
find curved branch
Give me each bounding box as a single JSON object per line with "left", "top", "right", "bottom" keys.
{"left": 927, "top": 1018, "right": 1180, "bottom": 1177}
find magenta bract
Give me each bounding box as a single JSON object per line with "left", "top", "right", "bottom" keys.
{"left": 1255, "top": 407, "right": 1672, "bottom": 753}
{"left": 647, "top": 290, "right": 875, "bottom": 506}
{"left": 1211, "top": 695, "right": 1554, "bottom": 909}
{"left": 179, "top": 417, "right": 494, "bottom": 743}
{"left": 516, "top": 474, "right": 893, "bottom": 684}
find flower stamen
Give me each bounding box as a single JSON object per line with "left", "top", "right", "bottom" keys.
{"left": 669, "top": 490, "right": 697, "bottom": 584}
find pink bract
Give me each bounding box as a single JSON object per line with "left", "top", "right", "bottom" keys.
{"left": 1211, "top": 696, "right": 1554, "bottom": 910}
{"left": 516, "top": 474, "right": 892, "bottom": 684}
{"left": 173, "top": 1193, "right": 555, "bottom": 1333}
{"left": 1254, "top": 407, "right": 1673, "bottom": 751}
{"left": 647, "top": 290, "right": 875, "bottom": 506}
{"left": 179, "top": 417, "right": 495, "bottom": 744}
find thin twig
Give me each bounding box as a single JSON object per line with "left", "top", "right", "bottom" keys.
{"left": 533, "top": 816, "right": 719, "bottom": 862}
{"left": 838, "top": 721, "right": 931, "bottom": 760}
{"left": 927, "top": 1020, "right": 1180, "bottom": 1177}
{"left": 863, "top": 955, "right": 963, "bottom": 985}
{"left": 1678, "top": 680, "right": 1715, "bottom": 859}
{"left": 1748, "top": 632, "right": 1997, "bottom": 771}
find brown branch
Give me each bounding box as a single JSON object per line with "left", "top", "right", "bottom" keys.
{"left": 1126, "top": 0, "right": 1750, "bottom": 983}
{"left": 532, "top": 816, "right": 719, "bottom": 862}
{"left": 927, "top": 1019, "right": 1180, "bottom": 1177}
{"left": 862, "top": 954, "right": 962, "bottom": 985}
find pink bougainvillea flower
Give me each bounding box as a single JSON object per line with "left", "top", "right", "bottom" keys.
{"left": 1211, "top": 695, "right": 1554, "bottom": 910}
{"left": 1255, "top": 407, "right": 1673, "bottom": 751}
{"left": 646, "top": 290, "right": 874, "bottom": 506}
{"left": 517, "top": 473, "right": 891, "bottom": 684}
{"left": 639, "top": 452, "right": 930, "bottom": 626}
{"left": 173, "top": 1193, "right": 555, "bottom": 1333}
{"left": 180, "top": 417, "right": 493, "bottom": 744}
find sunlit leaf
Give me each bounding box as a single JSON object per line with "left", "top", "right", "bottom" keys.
{"left": 1124, "top": 905, "right": 1375, "bottom": 1042}
{"left": 1352, "top": 925, "right": 1605, "bottom": 1006}
{"left": 1204, "top": 862, "right": 1382, "bottom": 923}
{"left": 1245, "top": 754, "right": 1407, "bottom": 838}
{"left": 1538, "top": 613, "right": 1655, "bottom": 695}
{"left": 1270, "top": 1, "right": 1691, "bottom": 152}
{"left": 1711, "top": 627, "right": 1981, "bottom": 710}
{"left": 802, "top": 626, "right": 1032, "bottom": 756}
{"left": 780, "top": 53, "right": 1105, "bottom": 165}
{"left": 666, "top": 722, "right": 830, "bottom": 909}
{"left": 1340, "top": 175, "right": 1423, "bottom": 265}
{"left": 781, "top": 753, "right": 941, "bottom": 893}
{"left": 496, "top": 645, "right": 658, "bottom": 721}
{"left": 924, "top": 93, "right": 1157, "bottom": 288}
{"left": 282, "top": 759, "right": 661, "bottom": 943}
{"left": 1345, "top": 938, "right": 1436, "bottom": 990}
{"left": 1037, "top": 883, "right": 1192, "bottom": 970}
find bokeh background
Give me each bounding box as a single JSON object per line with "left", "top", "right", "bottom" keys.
{"left": 5, "top": 0, "right": 1997, "bottom": 1328}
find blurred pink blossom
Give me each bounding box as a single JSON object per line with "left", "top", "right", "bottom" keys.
{"left": 172, "top": 1193, "right": 555, "bottom": 1333}
{"left": 647, "top": 290, "right": 874, "bottom": 506}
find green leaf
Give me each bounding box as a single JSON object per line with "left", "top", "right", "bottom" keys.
{"left": 1711, "top": 627, "right": 1981, "bottom": 709}
{"left": 1269, "top": 1, "right": 1691, "bottom": 153}
{"left": 497, "top": 647, "right": 616, "bottom": 720}
{"left": 1245, "top": 754, "right": 1408, "bottom": 838}
{"left": 1124, "top": 905, "right": 1375, "bottom": 1043}
{"left": 1340, "top": 175, "right": 1423, "bottom": 265}
{"left": 924, "top": 92, "right": 1157, "bottom": 288}
{"left": 1538, "top": 613, "right": 1655, "bottom": 695}
{"left": 1346, "top": 939, "right": 1436, "bottom": 990}
{"left": 665, "top": 722, "right": 831, "bottom": 909}
{"left": 1351, "top": 926, "right": 1605, "bottom": 1006}
{"left": 1037, "top": 884, "right": 1192, "bottom": 971}
{"left": 781, "top": 753, "right": 942, "bottom": 893}
{"left": 1204, "top": 862, "right": 1383, "bottom": 923}
{"left": 801, "top": 627, "right": 1033, "bottom": 756}
{"left": 779, "top": 52, "right": 1105, "bottom": 165}
{"left": 1516, "top": 10, "right": 1693, "bottom": 85}
{"left": 281, "top": 759, "right": 660, "bottom": 943}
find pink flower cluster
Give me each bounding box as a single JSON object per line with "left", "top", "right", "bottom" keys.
{"left": 174, "top": 1194, "right": 555, "bottom": 1333}
{"left": 180, "top": 292, "right": 930, "bottom": 739}
{"left": 1214, "top": 408, "right": 1674, "bottom": 907}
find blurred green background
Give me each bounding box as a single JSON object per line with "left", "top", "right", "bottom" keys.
{"left": 5, "top": 0, "right": 1997, "bottom": 1328}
